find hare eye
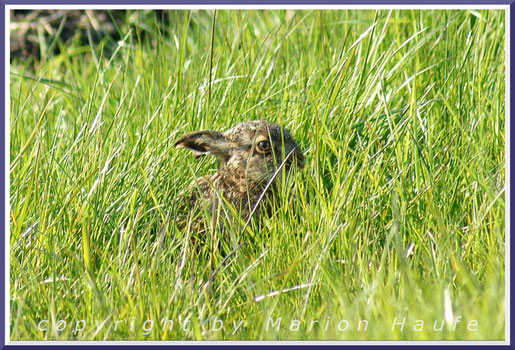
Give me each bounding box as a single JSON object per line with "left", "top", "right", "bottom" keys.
{"left": 257, "top": 140, "right": 271, "bottom": 152}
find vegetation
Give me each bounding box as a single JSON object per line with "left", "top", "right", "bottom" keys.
{"left": 9, "top": 9, "right": 505, "bottom": 340}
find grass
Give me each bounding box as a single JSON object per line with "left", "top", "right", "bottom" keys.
{"left": 9, "top": 9, "right": 505, "bottom": 341}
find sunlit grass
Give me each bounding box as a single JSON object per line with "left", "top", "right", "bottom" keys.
{"left": 9, "top": 9, "right": 505, "bottom": 341}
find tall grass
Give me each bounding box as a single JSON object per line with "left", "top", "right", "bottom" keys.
{"left": 9, "top": 9, "right": 505, "bottom": 340}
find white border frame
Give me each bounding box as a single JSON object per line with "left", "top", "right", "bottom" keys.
{"left": 4, "top": 4, "right": 511, "bottom": 346}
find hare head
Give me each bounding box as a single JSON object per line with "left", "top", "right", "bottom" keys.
{"left": 174, "top": 120, "right": 305, "bottom": 221}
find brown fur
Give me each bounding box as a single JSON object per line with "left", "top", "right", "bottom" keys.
{"left": 174, "top": 120, "right": 305, "bottom": 228}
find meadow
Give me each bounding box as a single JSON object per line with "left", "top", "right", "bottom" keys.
{"left": 9, "top": 9, "right": 506, "bottom": 340}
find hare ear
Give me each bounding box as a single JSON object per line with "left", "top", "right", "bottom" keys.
{"left": 174, "top": 131, "right": 231, "bottom": 158}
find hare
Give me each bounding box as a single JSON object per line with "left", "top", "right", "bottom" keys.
{"left": 174, "top": 120, "right": 305, "bottom": 228}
